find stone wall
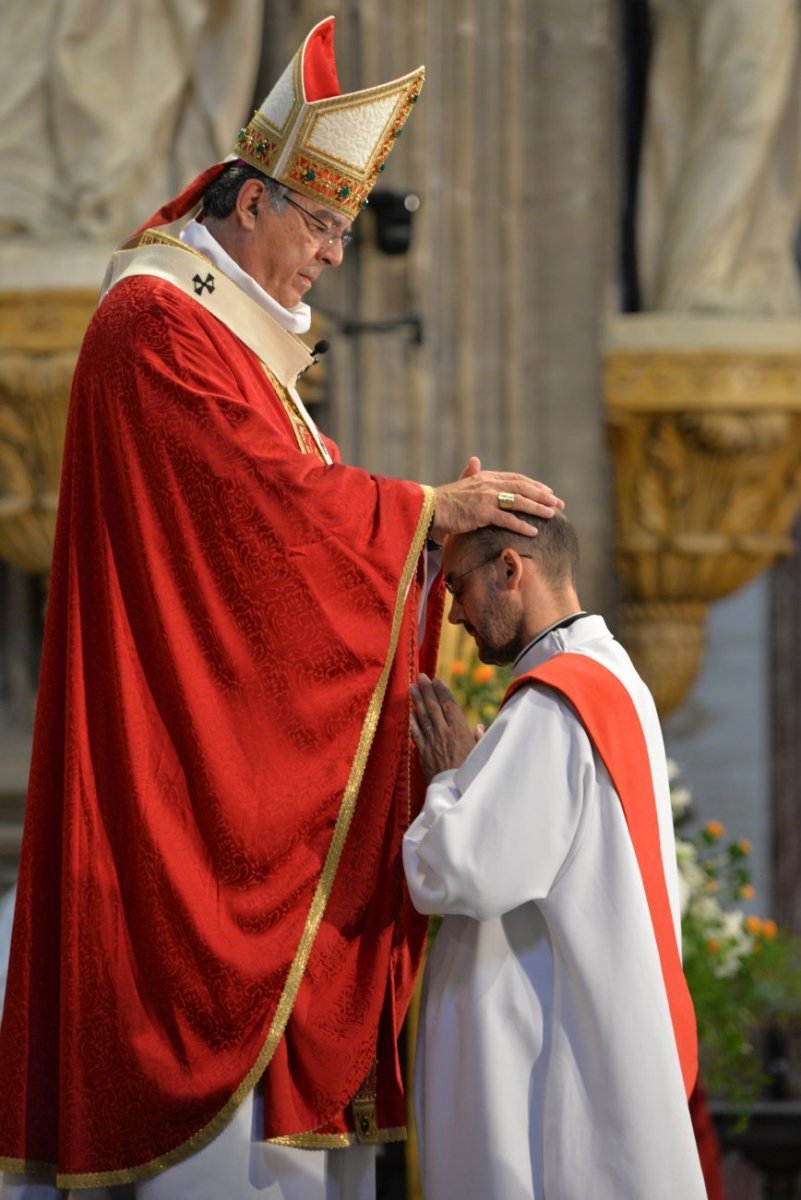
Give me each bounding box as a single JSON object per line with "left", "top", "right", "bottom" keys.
{"left": 301, "top": 0, "right": 618, "bottom": 613}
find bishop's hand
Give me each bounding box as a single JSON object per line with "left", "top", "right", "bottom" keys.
{"left": 410, "top": 673, "right": 479, "bottom": 781}
{"left": 429, "top": 456, "right": 563, "bottom": 545}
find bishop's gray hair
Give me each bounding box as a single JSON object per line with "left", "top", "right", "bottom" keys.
{"left": 201, "top": 164, "right": 289, "bottom": 220}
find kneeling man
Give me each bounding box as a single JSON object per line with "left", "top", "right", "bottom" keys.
{"left": 402, "top": 514, "right": 706, "bottom": 1200}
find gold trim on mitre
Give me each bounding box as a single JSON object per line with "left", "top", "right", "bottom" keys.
{"left": 234, "top": 16, "right": 424, "bottom": 220}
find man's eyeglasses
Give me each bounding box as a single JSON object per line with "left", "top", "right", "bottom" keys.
{"left": 283, "top": 194, "right": 353, "bottom": 249}
{"left": 445, "top": 551, "right": 534, "bottom": 600}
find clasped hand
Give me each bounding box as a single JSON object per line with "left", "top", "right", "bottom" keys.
{"left": 410, "top": 673, "right": 483, "bottom": 781}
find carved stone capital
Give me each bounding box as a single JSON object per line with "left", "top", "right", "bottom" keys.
{"left": 605, "top": 315, "right": 801, "bottom": 714}
{"left": 0, "top": 290, "right": 96, "bottom": 573}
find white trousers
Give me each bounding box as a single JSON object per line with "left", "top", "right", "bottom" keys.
{"left": 1, "top": 1089, "right": 376, "bottom": 1200}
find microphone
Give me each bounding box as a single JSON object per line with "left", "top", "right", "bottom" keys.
{"left": 298, "top": 339, "right": 330, "bottom": 380}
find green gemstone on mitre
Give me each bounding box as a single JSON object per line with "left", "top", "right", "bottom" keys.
{"left": 256, "top": 141, "right": 266, "bottom": 154}
{"left": 339, "top": 186, "right": 350, "bottom": 199}
{"left": 305, "top": 170, "right": 316, "bottom": 182}
{"left": 237, "top": 129, "right": 246, "bottom": 142}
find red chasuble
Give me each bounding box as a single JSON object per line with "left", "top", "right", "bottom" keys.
{"left": 504, "top": 653, "right": 698, "bottom": 1100}
{"left": 0, "top": 273, "right": 441, "bottom": 1184}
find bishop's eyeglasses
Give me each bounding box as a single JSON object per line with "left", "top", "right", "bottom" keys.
{"left": 284, "top": 194, "right": 353, "bottom": 249}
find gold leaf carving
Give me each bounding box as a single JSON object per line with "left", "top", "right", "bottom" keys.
{"left": 678, "top": 411, "right": 791, "bottom": 455}
{"left": 724, "top": 485, "right": 770, "bottom": 531}
{"left": 617, "top": 601, "right": 707, "bottom": 717}
{"left": 645, "top": 417, "right": 692, "bottom": 506}
{"left": 634, "top": 472, "right": 669, "bottom": 538}
{"left": 0, "top": 347, "right": 74, "bottom": 571}
{"left": 605, "top": 339, "right": 801, "bottom": 713}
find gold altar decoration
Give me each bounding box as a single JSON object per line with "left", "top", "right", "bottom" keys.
{"left": 0, "top": 289, "right": 97, "bottom": 574}
{"left": 0, "top": 285, "right": 329, "bottom": 576}
{"left": 605, "top": 314, "right": 801, "bottom": 715}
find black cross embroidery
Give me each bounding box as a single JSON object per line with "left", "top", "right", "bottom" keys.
{"left": 193, "top": 272, "right": 215, "bottom": 296}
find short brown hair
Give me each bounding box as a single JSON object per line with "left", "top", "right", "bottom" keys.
{"left": 455, "top": 511, "right": 579, "bottom": 591}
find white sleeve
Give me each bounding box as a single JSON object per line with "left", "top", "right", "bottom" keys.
{"left": 417, "top": 546, "right": 442, "bottom": 639}
{"left": 402, "top": 686, "right": 594, "bottom": 920}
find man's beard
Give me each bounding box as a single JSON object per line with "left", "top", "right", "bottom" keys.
{"left": 474, "top": 625, "right": 527, "bottom": 666}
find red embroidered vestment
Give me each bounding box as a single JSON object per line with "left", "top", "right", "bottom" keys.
{"left": 0, "top": 275, "right": 440, "bottom": 1185}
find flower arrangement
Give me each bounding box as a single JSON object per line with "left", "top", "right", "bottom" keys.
{"left": 445, "top": 659, "right": 511, "bottom": 728}
{"left": 671, "top": 763, "right": 801, "bottom": 1103}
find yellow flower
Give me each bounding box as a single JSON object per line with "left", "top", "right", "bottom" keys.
{"left": 704, "top": 820, "right": 725, "bottom": 840}
{"left": 744, "top": 915, "right": 762, "bottom": 936}
{"left": 472, "top": 664, "right": 495, "bottom": 685}
{"left": 762, "top": 919, "right": 778, "bottom": 941}
{"left": 739, "top": 884, "right": 755, "bottom": 901}
{"left": 737, "top": 838, "right": 752, "bottom": 855}
{"left": 450, "top": 660, "right": 467, "bottom": 678}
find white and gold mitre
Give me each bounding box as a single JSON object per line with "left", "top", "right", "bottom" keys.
{"left": 233, "top": 16, "right": 424, "bottom": 221}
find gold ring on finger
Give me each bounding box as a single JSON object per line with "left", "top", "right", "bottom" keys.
{"left": 497, "top": 491, "right": 515, "bottom": 511}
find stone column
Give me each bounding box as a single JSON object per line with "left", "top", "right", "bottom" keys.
{"left": 305, "top": 0, "right": 617, "bottom": 613}
{"left": 629, "top": 0, "right": 801, "bottom": 937}
{"left": 769, "top": 523, "right": 801, "bottom": 934}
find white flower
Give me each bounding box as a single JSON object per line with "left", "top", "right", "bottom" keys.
{"left": 691, "top": 894, "right": 724, "bottom": 925}
{"left": 667, "top": 759, "right": 692, "bottom": 820}
{"left": 675, "top": 839, "right": 706, "bottom": 916}
{"left": 670, "top": 786, "right": 692, "bottom": 821}
{"left": 713, "top": 910, "right": 752, "bottom": 979}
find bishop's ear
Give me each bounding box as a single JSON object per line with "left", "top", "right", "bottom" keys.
{"left": 236, "top": 179, "right": 263, "bottom": 228}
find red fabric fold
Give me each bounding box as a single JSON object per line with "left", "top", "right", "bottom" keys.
{"left": 0, "top": 276, "right": 439, "bottom": 1179}
{"left": 128, "top": 162, "right": 229, "bottom": 241}
{"left": 302, "top": 18, "right": 341, "bottom": 101}
{"left": 690, "top": 1083, "right": 726, "bottom": 1200}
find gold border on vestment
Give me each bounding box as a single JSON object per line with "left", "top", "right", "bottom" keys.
{"left": 2, "top": 487, "right": 435, "bottom": 1187}
{"left": 266, "top": 1125, "right": 407, "bottom": 1150}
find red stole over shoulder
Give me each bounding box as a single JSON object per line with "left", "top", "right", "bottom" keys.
{"left": 503, "top": 652, "right": 698, "bottom": 1099}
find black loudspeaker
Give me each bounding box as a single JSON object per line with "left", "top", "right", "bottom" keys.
{"left": 369, "top": 189, "right": 421, "bottom": 255}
